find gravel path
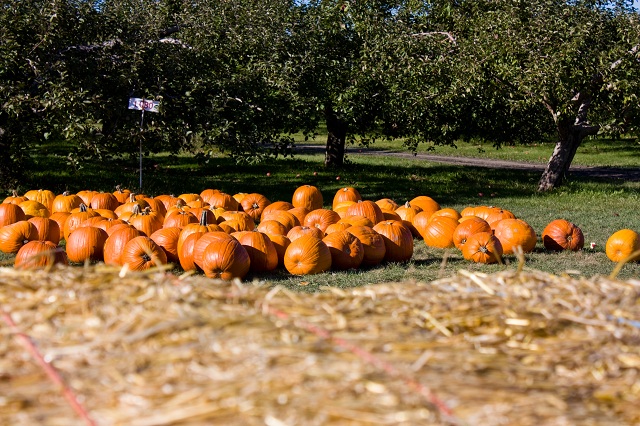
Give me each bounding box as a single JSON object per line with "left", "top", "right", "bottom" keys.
{"left": 294, "top": 144, "right": 640, "bottom": 181}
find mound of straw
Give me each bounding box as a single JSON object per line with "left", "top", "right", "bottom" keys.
{"left": 1, "top": 265, "right": 639, "bottom": 426}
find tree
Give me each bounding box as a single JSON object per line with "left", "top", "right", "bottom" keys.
{"left": 439, "top": 0, "right": 640, "bottom": 191}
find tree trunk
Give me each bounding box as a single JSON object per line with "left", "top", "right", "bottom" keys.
{"left": 324, "top": 104, "right": 347, "bottom": 168}
{"left": 537, "top": 119, "right": 599, "bottom": 192}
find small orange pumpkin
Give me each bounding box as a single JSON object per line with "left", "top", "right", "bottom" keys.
{"left": 461, "top": 232, "right": 503, "bottom": 264}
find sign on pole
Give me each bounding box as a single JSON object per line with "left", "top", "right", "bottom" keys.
{"left": 128, "top": 98, "right": 160, "bottom": 191}
{"left": 128, "top": 98, "right": 161, "bottom": 113}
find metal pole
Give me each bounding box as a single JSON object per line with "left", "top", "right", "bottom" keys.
{"left": 139, "top": 108, "right": 145, "bottom": 192}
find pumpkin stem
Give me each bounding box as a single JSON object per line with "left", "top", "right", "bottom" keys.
{"left": 132, "top": 204, "right": 141, "bottom": 215}
{"left": 199, "top": 211, "right": 208, "bottom": 226}
{"left": 79, "top": 203, "right": 87, "bottom": 212}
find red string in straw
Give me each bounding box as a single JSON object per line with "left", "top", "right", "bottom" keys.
{"left": 265, "top": 305, "right": 460, "bottom": 425}
{"left": 1, "top": 309, "right": 96, "bottom": 426}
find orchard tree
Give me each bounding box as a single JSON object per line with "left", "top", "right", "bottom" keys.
{"left": 289, "top": 0, "right": 463, "bottom": 167}
{"left": 442, "top": 0, "right": 640, "bottom": 191}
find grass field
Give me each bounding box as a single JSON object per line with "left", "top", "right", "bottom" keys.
{"left": 2, "top": 136, "right": 639, "bottom": 288}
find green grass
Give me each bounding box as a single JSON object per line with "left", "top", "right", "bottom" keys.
{"left": 2, "top": 138, "right": 639, "bottom": 288}
{"left": 298, "top": 132, "right": 640, "bottom": 167}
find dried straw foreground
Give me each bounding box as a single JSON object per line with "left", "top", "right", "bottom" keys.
{"left": 1, "top": 265, "right": 639, "bottom": 426}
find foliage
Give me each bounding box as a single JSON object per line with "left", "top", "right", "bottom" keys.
{"left": 1, "top": 1, "right": 639, "bottom": 191}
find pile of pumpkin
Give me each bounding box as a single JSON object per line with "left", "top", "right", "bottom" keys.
{"left": 1, "top": 186, "right": 639, "bottom": 279}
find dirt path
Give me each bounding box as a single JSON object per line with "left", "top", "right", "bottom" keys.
{"left": 294, "top": 144, "right": 640, "bottom": 181}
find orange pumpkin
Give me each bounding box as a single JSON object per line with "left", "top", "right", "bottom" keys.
{"left": 332, "top": 187, "right": 362, "bottom": 209}
{"left": 394, "top": 202, "right": 423, "bottom": 237}
{"left": 239, "top": 193, "right": 271, "bottom": 222}
{"left": 205, "top": 192, "right": 239, "bottom": 211}
{"left": 346, "top": 226, "right": 386, "bottom": 267}
{"left": 417, "top": 215, "right": 458, "bottom": 248}
{"left": 14, "top": 240, "right": 68, "bottom": 269}
{"left": 605, "top": 229, "right": 640, "bottom": 263}
{"left": 541, "top": 219, "right": 585, "bottom": 251}
{"left": 149, "top": 227, "right": 182, "bottom": 264}
{"left": 322, "top": 230, "right": 364, "bottom": 270}
{"left": 261, "top": 201, "right": 295, "bottom": 220}
{"left": 65, "top": 226, "right": 108, "bottom": 263}
{"left": 89, "top": 192, "right": 120, "bottom": 211}
{"left": 28, "top": 217, "right": 61, "bottom": 244}
{"left": 409, "top": 196, "right": 440, "bottom": 218}
{"left": 375, "top": 198, "right": 399, "bottom": 213}
{"left": 267, "top": 234, "right": 291, "bottom": 268}
{"left": 292, "top": 185, "right": 323, "bottom": 211}
{"left": 24, "top": 189, "right": 56, "bottom": 212}
{"left": 461, "top": 232, "right": 503, "bottom": 264}
{"left": 120, "top": 236, "right": 167, "bottom": 271}
{"left": 103, "top": 226, "right": 141, "bottom": 265}
{"left": 163, "top": 209, "right": 198, "bottom": 229}
{"left": 303, "top": 208, "right": 341, "bottom": 233}
{"left": 0, "top": 221, "right": 39, "bottom": 253}
{"left": 0, "top": 203, "right": 26, "bottom": 228}
{"left": 286, "top": 225, "right": 325, "bottom": 242}
{"left": 112, "top": 186, "right": 132, "bottom": 204}
{"left": 235, "top": 231, "right": 279, "bottom": 273}
{"left": 284, "top": 234, "right": 332, "bottom": 275}
{"left": 201, "top": 238, "right": 251, "bottom": 280}
{"left": 64, "top": 204, "right": 101, "bottom": 241}
{"left": 51, "top": 192, "right": 83, "bottom": 213}
{"left": 19, "top": 200, "right": 50, "bottom": 219}
{"left": 452, "top": 217, "right": 491, "bottom": 250}
{"left": 373, "top": 220, "right": 414, "bottom": 263}
{"left": 344, "top": 200, "right": 384, "bottom": 225}
{"left": 256, "top": 220, "right": 289, "bottom": 236}
{"left": 128, "top": 206, "right": 164, "bottom": 237}
{"left": 493, "top": 219, "right": 537, "bottom": 254}
{"left": 193, "top": 232, "right": 236, "bottom": 270}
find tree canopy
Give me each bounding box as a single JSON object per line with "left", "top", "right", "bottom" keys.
{"left": 1, "top": 0, "right": 639, "bottom": 191}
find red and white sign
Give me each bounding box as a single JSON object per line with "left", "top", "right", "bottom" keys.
{"left": 128, "top": 98, "right": 160, "bottom": 113}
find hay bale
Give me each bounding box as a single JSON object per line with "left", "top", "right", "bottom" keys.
{"left": 1, "top": 265, "right": 639, "bottom": 425}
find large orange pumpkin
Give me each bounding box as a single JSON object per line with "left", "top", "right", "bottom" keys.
{"left": 344, "top": 200, "right": 384, "bottom": 225}
{"left": 90, "top": 192, "right": 120, "bottom": 211}
{"left": 286, "top": 225, "right": 325, "bottom": 242}
{"left": 149, "top": 227, "right": 182, "bottom": 264}
{"left": 0, "top": 203, "right": 26, "bottom": 228}
{"left": 28, "top": 217, "right": 61, "bottom": 244}
{"left": 19, "top": 200, "right": 50, "bottom": 219}
{"left": 332, "top": 187, "right": 362, "bottom": 209}
{"left": 261, "top": 201, "right": 295, "bottom": 220}
{"left": 418, "top": 216, "right": 459, "bottom": 249}
{"left": 201, "top": 238, "right": 251, "bottom": 280}
{"left": 103, "top": 226, "right": 141, "bottom": 265}
{"left": 204, "top": 192, "right": 239, "bottom": 211}
{"left": 605, "top": 229, "right": 640, "bottom": 263}
{"left": 121, "top": 236, "right": 168, "bottom": 271}
{"left": 235, "top": 231, "right": 279, "bottom": 273}
{"left": 541, "top": 219, "right": 585, "bottom": 251}
{"left": 292, "top": 185, "right": 323, "bottom": 211}
{"left": 240, "top": 193, "right": 271, "bottom": 222}
{"left": 64, "top": 204, "right": 101, "bottom": 240}
{"left": 409, "top": 196, "right": 440, "bottom": 218}
{"left": 66, "top": 226, "right": 108, "bottom": 263}
{"left": 303, "top": 209, "right": 341, "bottom": 233}
{"left": 284, "top": 234, "right": 332, "bottom": 275}
{"left": 322, "top": 230, "right": 364, "bottom": 270}
{"left": 346, "top": 225, "right": 386, "bottom": 267}
{"left": 461, "top": 232, "right": 503, "bottom": 264}
{"left": 193, "top": 232, "right": 236, "bottom": 270}
{"left": 372, "top": 220, "right": 414, "bottom": 263}
{"left": 24, "top": 189, "right": 56, "bottom": 212}
{"left": 14, "top": 240, "right": 68, "bottom": 269}
{"left": 0, "top": 221, "right": 39, "bottom": 253}
{"left": 493, "top": 219, "right": 537, "bottom": 254}
{"left": 51, "top": 192, "right": 83, "bottom": 213}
